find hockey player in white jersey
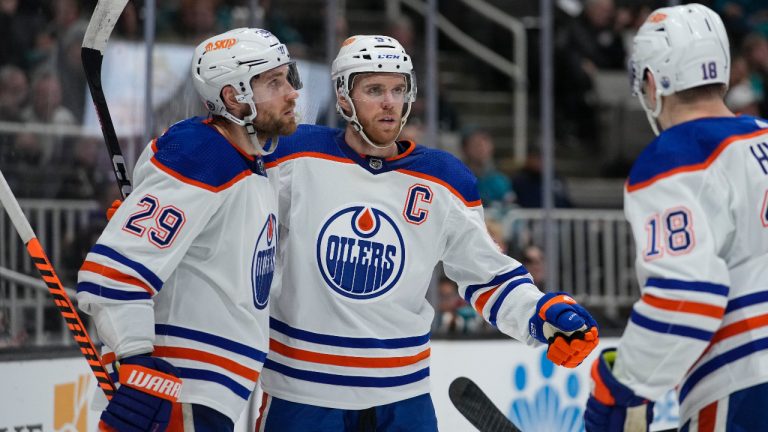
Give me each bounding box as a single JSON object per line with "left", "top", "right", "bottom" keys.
{"left": 585, "top": 4, "right": 768, "bottom": 432}
{"left": 256, "top": 35, "right": 600, "bottom": 431}
{"left": 76, "top": 28, "right": 301, "bottom": 431}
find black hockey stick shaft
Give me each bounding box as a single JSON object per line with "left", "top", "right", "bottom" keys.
{"left": 83, "top": 0, "right": 132, "bottom": 199}
{"left": 449, "top": 377, "right": 521, "bottom": 432}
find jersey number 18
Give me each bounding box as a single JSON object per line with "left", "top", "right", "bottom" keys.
{"left": 643, "top": 207, "right": 695, "bottom": 260}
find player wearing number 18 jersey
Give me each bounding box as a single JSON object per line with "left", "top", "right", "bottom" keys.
{"left": 585, "top": 5, "right": 768, "bottom": 432}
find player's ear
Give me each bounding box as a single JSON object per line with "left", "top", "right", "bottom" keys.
{"left": 220, "top": 85, "right": 243, "bottom": 115}
{"left": 642, "top": 70, "right": 658, "bottom": 108}
{"left": 337, "top": 89, "right": 353, "bottom": 115}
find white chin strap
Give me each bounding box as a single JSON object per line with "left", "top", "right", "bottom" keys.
{"left": 336, "top": 94, "right": 412, "bottom": 150}
{"left": 637, "top": 87, "right": 664, "bottom": 136}
{"left": 220, "top": 100, "right": 279, "bottom": 155}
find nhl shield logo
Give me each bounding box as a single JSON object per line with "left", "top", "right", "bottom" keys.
{"left": 316, "top": 205, "right": 405, "bottom": 300}
{"left": 251, "top": 213, "right": 277, "bottom": 309}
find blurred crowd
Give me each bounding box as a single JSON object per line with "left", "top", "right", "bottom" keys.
{"left": 555, "top": 0, "right": 768, "bottom": 155}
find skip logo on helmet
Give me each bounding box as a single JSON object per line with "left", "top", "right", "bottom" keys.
{"left": 205, "top": 38, "right": 237, "bottom": 52}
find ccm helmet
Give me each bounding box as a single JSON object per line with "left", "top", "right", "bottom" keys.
{"left": 192, "top": 28, "right": 302, "bottom": 153}
{"left": 629, "top": 4, "right": 730, "bottom": 134}
{"left": 331, "top": 35, "right": 416, "bottom": 148}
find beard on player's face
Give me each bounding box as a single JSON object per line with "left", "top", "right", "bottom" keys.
{"left": 355, "top": 101, "right": 404, "bottom": 146}
{"left": 253, "top": 99, "right": 298, "bottom": 136}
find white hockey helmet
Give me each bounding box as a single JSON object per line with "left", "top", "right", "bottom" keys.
{"left": 191, "top": 28, "right": 302, "bottom": 153}
{"left": 629, "top": 4, "right": 730, "bottom": 135}
{"left": 331, "top": 35, "right": 416, "bottom": 148}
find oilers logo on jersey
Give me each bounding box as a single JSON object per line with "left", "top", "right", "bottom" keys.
{"left": 251, "top": 213, "right": 277, "bottom": 309}
{"left": 316, "top": 205, "right": 405, "bottom": 301}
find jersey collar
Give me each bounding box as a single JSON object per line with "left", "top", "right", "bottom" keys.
{"left": 334, "top": 131, "right": 418, "bottom": 175}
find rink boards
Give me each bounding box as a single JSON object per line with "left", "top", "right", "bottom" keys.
{"left": 0, "top": 338, "right": 678, "bottom": 431}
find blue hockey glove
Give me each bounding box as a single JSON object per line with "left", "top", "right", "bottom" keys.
{"left": 100, "top": 355, "right": 182, "bottom": 432}
{"left": 584, "top": 348, "right": 654, "bottom": 432}
{"left": 529, "top": 292, "right": 599, "bottom": 367}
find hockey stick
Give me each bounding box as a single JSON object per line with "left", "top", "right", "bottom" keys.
{"left": 0, "top": 169, "right": 116, "bottom": 399}
{"left": 449, "top": 377, "right": 521, "bottom": 432}
{"left": 83, "top": 0, "right": 132, "bottom": 199}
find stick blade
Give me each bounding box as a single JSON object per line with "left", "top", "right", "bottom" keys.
{"left": 449, "top": 377, "right": 520, "bottom": 432}
{"left": 83, "top": 0, "right": 130, "bottom": 52}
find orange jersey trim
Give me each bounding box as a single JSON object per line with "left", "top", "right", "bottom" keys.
{"left": 473, "top": 284, "right": 500, "bottom": 314}
{"left": 263, "top": 150, "right": 481, "bottom": 207}
{"left": 702, "top": 313, "right": 768, "bottom": 357}
{"left": 642, "top": 294, "right": 726, "bottom": 319}
{"left": 387, "top": 140, "right": 416, "bottom": 161}
{"left": 397, "top": 168, "right": 482, "bottom": 208}
{"left": 103, "top": 348, "right": 261, "bottom": 382}
{"left": 202, "top": 118, "right": 256, "bottom": 161}
{"left": 264, "top": 151, "right": 354, "bottom": 169}
{"left": 150, "top": 157, "right": 251, "bottom": 192}
{"left": 627, "top": 128, "right": 768, "bottom": 193}
{"left": 269, "top": 339, "right": 430, "bottom": 368}
{"left": 153, "top": 346, "right": 260, "bottom": 381}
{"left": 80, "top": 261, "right": 155, "bottom": 295}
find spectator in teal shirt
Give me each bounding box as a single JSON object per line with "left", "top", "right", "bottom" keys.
{"left": 461, "top": 128, "right": 516, "bottom": 207}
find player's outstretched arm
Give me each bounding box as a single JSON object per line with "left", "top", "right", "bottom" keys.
{"left": 439, "top": 194, "right": 599, "bottom": 367}
{"left": 100, "top": 354, "right": 182, "bottom": 432}
{"left": 528, "top": 292, "right": 600, "bottom": 368}
{"left": 584, "top": 348, "right": 653, "bottom": 432}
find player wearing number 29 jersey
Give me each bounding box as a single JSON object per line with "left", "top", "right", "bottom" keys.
{"left": 77, "top": 117, "right": 278, "bottom": 422}
{"left": 585, "top": 5, "right": 768, "bottom": 432}
{"left": 76, "top": 28, "right": 302, "bottom": 429}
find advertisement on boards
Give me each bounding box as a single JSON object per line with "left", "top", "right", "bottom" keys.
{"left": 0, "top": 338, "right": 679, "bottom": 431}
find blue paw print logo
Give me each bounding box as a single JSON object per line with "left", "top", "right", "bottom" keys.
{"left": 508, "top": 350, "right": 584, "bottom": 432}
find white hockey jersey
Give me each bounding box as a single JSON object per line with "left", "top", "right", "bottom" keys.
{"left": 260, "top": 124, "right": 544, "bottom": 409}
{"left": 615, "top": 116, "right": 768, "bottom": 424}
{"left": 76, "top": 117, "right": 277, "bottom": 422}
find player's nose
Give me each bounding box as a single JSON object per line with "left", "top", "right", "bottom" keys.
{"left": 285, "top": 87, "right": 299, "bottom": 101}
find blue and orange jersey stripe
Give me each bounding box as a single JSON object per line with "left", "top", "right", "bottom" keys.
{"left": 80, "top": 260, "right": 155, "bottom": 295}
{"left": 149, "top": 118, "right": 261, "bottom": 192}
{"left": 627, "top": 117, "right": 768, "bottom": 193}
{"left": 150, "top": 157, "right": 252, "bottom": 193}
{"left": 264, "top": 151, "right": 353, "bottom": 169}
{"left": 641, "top": 294, "right": 725, "bottom": 319}
{"left": 396, "top": 168, "right": 481, "bottom": 207}
{"left": 265, "top": 124, "right": 482, "bottom": 207}
{"left": 263, "top": 359, "right": 430, "bottom": 388}
{"left": 270, "top": 318, "right": 430, "bottom": 349}
{"left": 269, "top": 339, "right": 430, "bottom": 368}
{"left": 89, "top": 244, "right": 163, "bottom": 291}
{"left": 103, "top": 347, "right": 260, "bottom": 382}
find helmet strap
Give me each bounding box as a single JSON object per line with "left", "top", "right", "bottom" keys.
{"left": 637, "top": 75, "right": 664, "bottom": 136}
{"left": 221, "top": 100, "right": 279, "bottom": 155}
{"left": 336, "top": 91, "right": 413, "bottom": 151}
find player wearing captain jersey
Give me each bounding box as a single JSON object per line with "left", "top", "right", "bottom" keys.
{"left": 256, "top": 35, "right": 599, "bottom": 431}
{"left": 585, "top": 4, "right": 768, "bottom": 432}
{"left": 76, "top": 28, "right": 301, "bottom": 431}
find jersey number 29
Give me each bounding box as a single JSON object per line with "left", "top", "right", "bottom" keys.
{"left": 122, "top": 194, "right": 186, "bottom": 249}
